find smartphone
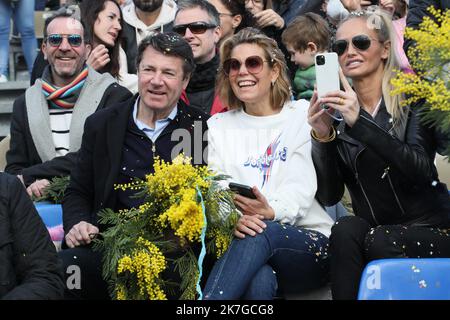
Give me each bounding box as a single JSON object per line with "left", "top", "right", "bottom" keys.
{"left": 315, "top": 52, "right": 340, "bottom": 109}
{"left": 229, "top": 182, "right": 257, "bottom": 199}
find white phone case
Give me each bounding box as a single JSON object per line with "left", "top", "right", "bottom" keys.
{"left": 315, "top": 52, "right": 340, "bottom": 98}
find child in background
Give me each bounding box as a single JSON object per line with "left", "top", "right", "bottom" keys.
{"left": 282, "top": 12, "right": 330, "bottom": 100}
{"left": 379, "top": 0, "right": 413, "bottom": 73}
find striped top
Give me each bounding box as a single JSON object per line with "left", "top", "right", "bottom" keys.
{"left": 49, "top": 109, "right": 72, "bottom": 156}
{"left": 41, "top": 68, "right": 89, "bottom": 156}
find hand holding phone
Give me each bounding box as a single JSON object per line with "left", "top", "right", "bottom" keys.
{"left": 229, "top": 182, "right": 257, "bottom": 199}
{"left": 315, "top": 52, "right": 343, "bottom": 121}
{"left": 315, "top": 52, "right": 340, "bottom": 103}
{"left": 230, "top": 184, "right": 276, "bottom": 221}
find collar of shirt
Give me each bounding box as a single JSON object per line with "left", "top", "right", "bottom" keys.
{"left": 132, "top": 98, "right": 178, "bottom": 142}
{"left": 370, "top": 97, "right": 383, "bottom": 118}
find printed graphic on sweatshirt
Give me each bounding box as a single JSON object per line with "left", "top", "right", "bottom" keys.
{"left": 243, "top": 134, "right": 287, "bottom": 188}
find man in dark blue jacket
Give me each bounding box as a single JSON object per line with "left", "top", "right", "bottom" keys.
{"left": 60, "top": 32, "right": 209, "bottom": 300}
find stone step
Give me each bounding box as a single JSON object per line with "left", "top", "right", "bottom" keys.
{"left": 0, "top": 80, "right": 29, "bottom": 91}
{"left": 0, "top": 101, "right": 13, "bottom": 114}
{"left": 0, "top": 80, "right": 28, "bottom": 138}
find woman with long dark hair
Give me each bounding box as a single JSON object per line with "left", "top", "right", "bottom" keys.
{"left": 79, "top": 0, "right": 137, "bottom": 92}
{"left": 79, "top": 0, "right": 122, "bottom": 78}
{"left": 31, "top": 1, "right": 137, "bottom": 92}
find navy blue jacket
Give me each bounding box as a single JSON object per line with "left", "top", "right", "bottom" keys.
{"left": 62, "top": 95, "right": 209, "bottom": 234}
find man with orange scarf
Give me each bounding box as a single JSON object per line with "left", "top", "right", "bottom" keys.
{"left": 5, "top": 8, "right": 132, "bottom": 198}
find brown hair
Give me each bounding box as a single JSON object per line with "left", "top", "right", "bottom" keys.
{"left": 281, "top": 12, "right": 330, "bottom": 52}
{"left": 394, "top": 0, "right": 408, "bottom": 19}
{"left": 217, "top": 27, "right": 291, "bottom": 110}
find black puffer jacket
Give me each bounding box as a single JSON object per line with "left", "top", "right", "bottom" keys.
{"left": 0, "top": 173, "right": 64, "bottom": 299}
{"left": 312, "top": 100, "right": 450, "bottom": 228}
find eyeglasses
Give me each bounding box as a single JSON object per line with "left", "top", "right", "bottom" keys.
{"left": 223, "top": 55, "right": 269, "bottom": 76}
{"left": 332, "top": 34, "right": 381, "bottom": 56}
{"left": 172, "top": 22, "right": 217, "bottom": 36}
{"left": 47, "top": 34, "right": 83, "bottom": 47}
{"left": 219, "top": 12, "right": 234, "bottom": 17}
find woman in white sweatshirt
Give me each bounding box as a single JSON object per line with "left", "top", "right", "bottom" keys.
{"left": 203, "top": 28, "right": 333, "bottom": 300}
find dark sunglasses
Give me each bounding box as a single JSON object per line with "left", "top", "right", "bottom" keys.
{"left": 223, "top": 56, "right": 269, "bottom": 76}
{"left": 47, "top": 34, "right": 83, "bottom": 47}
{"left": 332, "top": 34, "right": 381, "bottom": 56}
{"left": 172, "top": 22, "right": 217, "bottom": 36}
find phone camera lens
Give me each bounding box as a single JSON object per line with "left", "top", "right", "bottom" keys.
{"left": 316, "top": 55, "right": 325, "bottom": 65}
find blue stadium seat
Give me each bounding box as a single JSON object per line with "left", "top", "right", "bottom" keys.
{"left": 358, "top": 258, "right": 450, "bottom": 300}
{"left": 34, "top": 202, "right": 62, "bottom": 227}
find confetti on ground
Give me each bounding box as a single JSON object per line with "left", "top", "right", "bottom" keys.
{"left": 419, "top": 280, "right": 427, "bottom": 288}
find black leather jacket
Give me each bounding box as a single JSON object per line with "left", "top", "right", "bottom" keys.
{"left": 312, "top": 100, "right": 450, "bottom": 228}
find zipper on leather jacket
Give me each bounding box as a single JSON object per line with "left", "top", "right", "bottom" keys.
{"left": 360, "top": 114, "right": 396, "bottom": 135}
{"left": 382, "top": 167, "right": 406, "bottom": 216}
{"left": 381, "top": 166, "right": 389, "bottom": 179}
{"left": 354, "top": 149, "right": 379, "bottom": 225}
{"left": 355, "top": 113, "right": 398, "bottom": 224}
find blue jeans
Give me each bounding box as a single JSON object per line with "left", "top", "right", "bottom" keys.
{"left": 204, "top": 221, "right": 330, "bottom": 300}
{"left": 281, "top": 0, "right": 306, "bottom": 25}
{"left": 0, "top": 0, "right": 37, "bottom": 76}
{"left": 325, "top": 202, "right": 348, "bottom": 221}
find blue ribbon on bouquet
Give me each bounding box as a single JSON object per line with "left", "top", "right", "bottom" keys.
{"left": 196, "top": 186, "right": 207, "bottom": 300}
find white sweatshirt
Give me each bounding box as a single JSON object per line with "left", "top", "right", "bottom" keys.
{"left": 118, "top": 46, "right": 138, "bottom": 94}
{"left": 207, "top": 100, "right": 333, "bottom": 237}
{"left": 122, "top": 0, "right": 177, "bottom": 45}
{"left": 119, "top": 0, "right": 177, "bottom": 93}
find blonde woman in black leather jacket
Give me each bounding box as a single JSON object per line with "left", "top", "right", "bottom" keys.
{"left": 307, "top": 7, "right": 450, "bottom": 300}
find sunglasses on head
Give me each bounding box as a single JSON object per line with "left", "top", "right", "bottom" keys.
{"left": 223, "top": 55, "right": 270, "bottom": 77}
{"left": 172, "top": 22, "right": 217, "bottom": 36}
{"left": 332, "top": 34, "right": 381, "bottom": 56}
{"left": 47, "top": 34, "right": 83, "bottom": 47}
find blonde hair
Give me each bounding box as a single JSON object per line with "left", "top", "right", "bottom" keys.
{"left": 217, "top": 27, "right": 291, "bottom": 110}
{"left": 339, "top": 7, "right": 407, "bottom": 128}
